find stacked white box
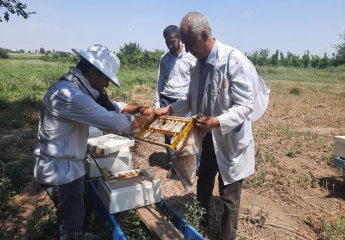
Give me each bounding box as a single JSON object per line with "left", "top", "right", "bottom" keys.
{"left": 98, "top": 169, "right": 162, "bottom": 214}
{"left": 85, "top": 149, "right": 132, "bottom": 178}
{"left": 86, "top": 134, "right": 135, "bottom": 178}
{"left": 334, "top": 136, "right": 345, "bottom": 158}
{"left": 87, "top": 134, "right": 135, "bottom": 156}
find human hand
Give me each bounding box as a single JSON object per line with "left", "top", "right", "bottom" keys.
{"left": 131, "top": 108, "right": 156, "bottom": 129}
{"left": 154, "top": 106, "right": 173, "bottom": 116}
{"left": 194, "top": 116, "right": 220, "bottom": 133}
{"left": 142, "top": 107, "right": 156, "bottom": 119}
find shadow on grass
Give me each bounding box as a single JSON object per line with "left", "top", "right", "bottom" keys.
{"left": 0, "top": 96, "right": 41, "bottom": 130}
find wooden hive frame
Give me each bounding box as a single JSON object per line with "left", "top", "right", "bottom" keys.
{"left": 135, "top": 116, "right": 194, "bottom": 150}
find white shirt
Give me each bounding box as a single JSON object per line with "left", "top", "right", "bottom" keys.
{"left": 171, "top": 40, "right": 259, "bottom": 185}
{"left": 155, "top": 50, "right": 196, "bottom": 108}
{"left": 34, "top": 67, "right": 133, "bottom": 185}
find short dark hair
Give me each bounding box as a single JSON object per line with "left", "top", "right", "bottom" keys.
{"left": 163, "top": 25, "right": 180, "bottom": 38}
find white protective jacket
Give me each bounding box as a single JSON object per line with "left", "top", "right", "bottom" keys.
{"left": 171, "top": 40, "right": 259, "bottom": 185}
{"left": 34, "top": 67, "right": 133, "bottom": 185}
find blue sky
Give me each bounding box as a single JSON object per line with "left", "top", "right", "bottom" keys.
{"left": 1, "top": 0, "right": 345, "bottom": 56}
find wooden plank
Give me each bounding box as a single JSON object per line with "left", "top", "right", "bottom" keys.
{"left": 136, "top": 205, "right": 184, "bottom": 240}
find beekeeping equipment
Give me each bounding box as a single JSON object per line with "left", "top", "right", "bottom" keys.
{"left": 334, "top": 136, "right": 345, "bottom": 158}
{"left": 135, "top": 116, "right": 194, "bottom": 150}
{"left": 85, "top": 148, "right": 132, "bottom": 178}
{"left": 98, "top": 169, "right": 161, "bottom": 214}
{"left": 87, "top": 133, "right": 134, "bottom": 156}
{"left": 86, "top": 134, "right": 135, "bottom": 179}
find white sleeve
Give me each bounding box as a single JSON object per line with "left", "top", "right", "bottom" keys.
{"left": 154, "top": 59, "right": 165, "bottom": 106}
{"left": 46, "top": 84, "right": 133, "bottom": 134}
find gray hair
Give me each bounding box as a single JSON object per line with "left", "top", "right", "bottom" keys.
{"left": 181, "top": 12, "right": 212, "bottom": 40}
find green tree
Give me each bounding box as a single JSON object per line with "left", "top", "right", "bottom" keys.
{"left": 247, "top": 49, "right": 270, "bottom": 66}
{"left": 310, "top": 55, "right": 320, "bottom": 68}
{"left": 270, "top": 49, "right": 279, "bottom": 66}
{"left": 301, "top": 50, "right": 310, "bottom": 68}
{"left": 39, "top": 47, "right": 45, "bottom": 54}
{"left": 318, "top": 53, "right": 330, "bottom": 68}
{"left": 0, "top": 48, "right": 9, "bottom": 59}
{"left": 118, "top": 42, "right": 142, "bottom": 56}
{"left": 334, "top": 30, "right": 345, "bottom": 66}
{"left": 279, "top": 51, "right": 285, "bottom": 66}
{"left": 0, "top": 0, "right": 35, "bottom": 22}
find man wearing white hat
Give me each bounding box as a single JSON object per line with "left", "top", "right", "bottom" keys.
{"left": 34, "top": 44, "right": 155, "bottom": 239}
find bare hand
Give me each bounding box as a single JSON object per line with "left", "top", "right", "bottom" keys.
{"left": 131, "top": 108, "right": 156, "bottom": 129}
{"left": 142, "top": 107, "right": 155, "bottom": 116}
{"left": 154, "top": 106, "right": 173, "bottom": 116}
{"left": 194, "top": 116, "right": 220, "bottom": 133}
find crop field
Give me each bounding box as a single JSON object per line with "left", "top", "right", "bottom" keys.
{"left": 0, "top": 54, "right": 345, "bottom": 239}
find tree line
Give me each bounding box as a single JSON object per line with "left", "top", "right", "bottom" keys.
{"left": 246, "top": 48, "right": 343, "bottom": 68}
{"left": 1, "top": 31, "right": 345, "bottom": 69}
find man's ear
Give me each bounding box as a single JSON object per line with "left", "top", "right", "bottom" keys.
{"left": 201, "top": 30, "right": 208, "bottom": 40}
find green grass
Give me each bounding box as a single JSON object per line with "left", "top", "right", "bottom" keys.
{"left": 258, "top": 65, "right": 345, "bottom": 95}
{"left": 8, "top": 52, "right": 43, "bottom": 60}
{"left": 257, "top": 65, "right": 345, "bottom": 84}
{"left": 0, "top": 59, "right": 158, "bottom": 130}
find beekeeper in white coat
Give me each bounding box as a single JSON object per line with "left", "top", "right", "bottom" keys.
{"left": 156, "top": 12, "right": 260, "bottom": 240}
{"left": 34, "top": 44, "right": 155, "bottom": 240}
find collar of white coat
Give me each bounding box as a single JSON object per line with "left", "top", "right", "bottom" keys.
{"left": 202, "top": 39, "right": 235, "bottom": 68}
{"left": 64, "top": 67, "right": 100, "bottom": 99}
{"left": 203, "top": 39, "right": 219, "bottom": 67}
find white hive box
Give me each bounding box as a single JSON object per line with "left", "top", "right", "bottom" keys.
{"left": 85, "top": 148, "right": 133, "bottom": 178}
{"left": 87, "top": 134, "right": 134, "bottom": 156}
{"left": 98, "top": 169, "right": 162, "bottom": 214}
{"left": 334, "top": 136, "right": 345, "bottom": 158}
{"left": 89, "top": 126, "right": 103, "bottom": 138}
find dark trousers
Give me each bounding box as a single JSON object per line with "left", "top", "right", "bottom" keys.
{"left": 160, "top": 94, "right": 177, "bottom": 158}
{"left": 42, "top": 177, "right": 85, "bottom": 240}
{"left": 197, "top": 133, "right": 242, "bottom": 240}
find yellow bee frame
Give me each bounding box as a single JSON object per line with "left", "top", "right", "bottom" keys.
{"left": 135, "top": 116, "right": 194, "bottom": 150}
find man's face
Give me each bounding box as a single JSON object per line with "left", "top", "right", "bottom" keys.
{"left": 180, "top": 25, "right": 206, "bottom": 60}
{"left": 165, "top": 33, "right": 180, "bottom": 55}
{"left": 88, "top": 68, "right": 110, "bottom": 91}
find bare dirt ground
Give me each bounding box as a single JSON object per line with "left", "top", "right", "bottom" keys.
{"left": 1, "top": 79, "right": 345, "bottom": 239}
{"left": 131, "top": 80, "right": 345, "bottom": 240}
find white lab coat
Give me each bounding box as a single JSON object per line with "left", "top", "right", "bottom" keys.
{"left": 171, "top": 40, "right": 258, "bottom": 185}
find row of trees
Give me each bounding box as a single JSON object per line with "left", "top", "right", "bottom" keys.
{"left": 2, "top": 31, "right": 345, "bottom": 69}
{"left": 116, "top": 42, "right": 163, "bottom": 68}
{"left": 245, "top": 31, "right": 345, "bottom": 68}
{"left": 247, "top": 49, "right": 341, "bottom": 68}
{"left": 118, "top": 37, "right": 345, "bottom": 69}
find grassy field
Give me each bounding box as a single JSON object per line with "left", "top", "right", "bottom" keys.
{"left": 0, "top": 55, "right": 345, "bottom": 239}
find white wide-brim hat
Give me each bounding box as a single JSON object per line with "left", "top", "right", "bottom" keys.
{"left": 72, "top": 44, "right": 121, "bottom": 87}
